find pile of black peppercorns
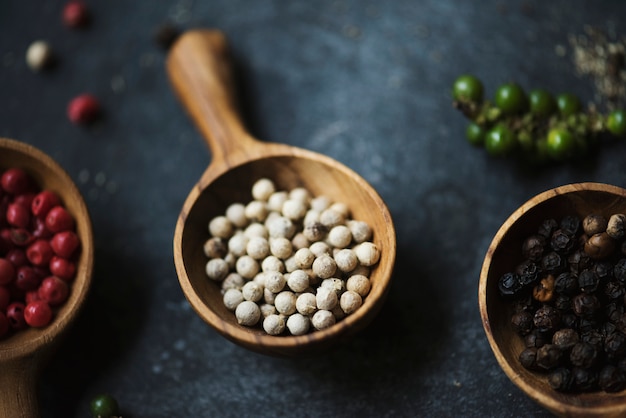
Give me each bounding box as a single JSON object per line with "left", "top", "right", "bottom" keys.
{"left": 498, "top": 212, "right": 626, "bottom": 393}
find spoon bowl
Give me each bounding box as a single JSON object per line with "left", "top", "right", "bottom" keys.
{"left": 0, "top": 137, "right": 94, "bottom": 417}
{"left": 169, "top": 30, "right": 396, "bottom": 357}
{"left": 479, "top": 182, "right": 626, "bottom": 417}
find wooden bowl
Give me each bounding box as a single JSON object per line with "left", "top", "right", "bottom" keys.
{"left": 0, "top": 137, "right": 94, "bottom": 417}
{"left": 479, "top": 182, "right": 626, "bottom": 417}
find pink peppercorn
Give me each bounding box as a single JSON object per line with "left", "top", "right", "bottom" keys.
{"left": 0, "top": 258, "right": 15, "bottom": 285}
{"left": 26, "top": 239, "right": 54, "bottom": 267}
{"left": 38, "top": 276, "right": 69, "bottom": 306}
{"left": 0, "top": 286, "right": 10, "bottom": 310}
{"left": 6, "top": 302, "right": 27, "bottom": 330}
{"left": 1, "top": 168, "right": 31, "bottom": 195}
{"left": 49, "top": 256, "right": 76, "bottom": 281}
{"left": 31, "top": 190, "right": 61, "bottom": 218}
{"left": 50, "top": 231, "right": 80, "bottom": 258}
{"left": 67, "top": 94, "right": 101, "bottom": 125}
{"left": 45, "top": 206, "right": 75, "bottom": 233}
{"left": 24, "top": 300, "right": 53, "bottom": 328}
{"left": 15, "top": 266, "right": 41, "bottom": 291}
{"left": 62, "top": 1, "right": 91, "bottom": 29}
{"left": 6, "top": 203, "right": 31, "bottom": 228}
{"left": 6, "top": 248, "right": 28, "bottom": 267}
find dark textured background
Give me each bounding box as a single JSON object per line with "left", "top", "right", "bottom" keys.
{"left": 2, "top": 1, "right": 626, "bottom": 417}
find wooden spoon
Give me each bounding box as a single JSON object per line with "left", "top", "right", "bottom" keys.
{"left": 479, "top": 182, "right": 626, "bottom": 417}
{"left": 168, "top": 29, "right": 396, "bottom": 356}
{"left": 0, "top": 138, "right": 94, "bottom": 417}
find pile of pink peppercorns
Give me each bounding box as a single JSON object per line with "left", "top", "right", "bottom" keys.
{"left": 0, "top": 168, "right": 80, "bottom": 338}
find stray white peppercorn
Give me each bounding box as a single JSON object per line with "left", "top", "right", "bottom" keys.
{"left": 205, "top": 258, "right": 229, "bottom": 281}
{"left": 235, "top": 300, "right": 261, "bottom": 326}
{"left": 263, "top": 314, "right": 286, "bottom": 335}
{"left": 354, "top": 242, "right": 380, "bottom": 266}
{"left": 346, "top": 274, "right": 371, "bottom": 297}
{"left": 286, "top": 313, "right": 310, "bottom": 335}
{"left": 287, "top": 269, "right": 310, "bottom": 292}
{"left": 246, "top": 236, "right": 270, "bottom": 260}
{"left": 282, "top": 199, "right": 308, "bottom": 220}
{"left": 26, "top": 40, "right": 55, "bottom": 72}
{"left": 221, "top": 272, "right": 245, "bottom": 292}
{"left": 340, "top": 290, "right": 363, "bottom": 314}
{"left": 267, "top": 191, "right": 288, "bottom": 212}
{"left": 242, "top": 281, "right": 264, "bottom": 302}
{"left": 312, "top": 254, "right": 337, "bottom": 279}
{"left": 334, "top": 248, "right": 358, "bottom": 272}
{"left": 316, "top": 286, "right": 338, "bottom": 310}
{"left": 235, "top": 255, "right": 259, "bottom": 279}
{"left": 294, "top": 247, "right": 315, "bottom": 269}
{"left": 328, "top": 225, "right": 352, "bottom": 248}
{"left": 261, "top": 255, "right": 284, "bottom": 272}
{"left": 223, "top": 288, "right": 244, "bottom": 310}
{"left": 203, "top": 237, "right": 227, "bottom": 259}
{"left": 274, "top": 291, "right": 297, "bottom": 315}
{"left": 209, "top": 216, "right": 233, "bottom": 238}
{"left": 226, "top": 203, "right": 248, "bottom": 228}
{"left": 252, "top": 178, "right": 276, "bottom": 201}
{"left": 311, "top": 309, "right": 336, "bottom": 331}
{"left": 607, "top": 213, "right": 626, "bottom": 239}
{"left": 347, "top": 220, "right": 372, "bottom": 243}
{"left": 264, "top": 271, "right": 286, "bottom": 293}
{"left": 296, "top": 292, "right": 317, "bottom": 315}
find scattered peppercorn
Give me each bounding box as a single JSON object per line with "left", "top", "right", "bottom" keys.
{"left": 67, "top": 94, "right": 101, "bottom": 125}
{"left": 63, "top": 1, "right": 91, "bottom": 29}
{"left": 89, "top": 393, "right": 120, "bottom": 418}
{"left": 25, "top": 40, "right": 56, "bottom": 72}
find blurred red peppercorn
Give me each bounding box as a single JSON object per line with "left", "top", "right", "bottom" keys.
{"left": 62, "top": 1, "right": 91, "bottom": 29}
{"left": 6, "top": 248, "right": 28, "bottom": 267}
{"left": 67, "top": 94, "right": 101, "bottom": 125}
{"left": 1, "top": 168, "right": 31, "bottom": 195}
{"left": 24, "top": 300, "right": 53, "bottom": 327}
{"left": 50, "top": 231, "right": 80, "bottom": 258}
{"left": 25, "top": 289, "right": 41, "bottom": 304}
{"left": 6, "top": 302, "right": 27, "bottom": 330}
{"left": 31, "top": 190, "right": 61, "bottom": 218}
{"left": 0, "top": 286, "right": 11, "bottom": 310}
{"left": 45, "top": 206, "right": 75, "bottom": 233}
{"left": 6, "top": 203, "right": 31, "bottom": 228}
{"left": 0, "top": 258, "right": 16, "bottom": 285}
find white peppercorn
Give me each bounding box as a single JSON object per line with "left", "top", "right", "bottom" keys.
{"left": 347, "top": 220, "right": 372, "bottom": 243}
{"left": 221, "top": 272, "right": 245, "bottom": 292}
{"left": 286, "top": 313, "right": 310, "bottom": 335}
{"left": 261, "top": 255, "right": 284, "bottom": 272}
{"left": 287, "top": 269, "right": 310, "bottom": 293}
{"left": 312, "top": 254, "right": 337, "bottom": 279}
{"left": 303, "top": 209, "right": 321, "bottom": 226}
{"left": 253, "top": 272, "right": 267, "bottom": 286}
{"left": 267, "top": 191, "right": 288, "bottom": 212}
{"left": 346, "top": 274, "right": 371, "bottom": 297}
{"left": 303, "top": 222, "right": 328, "bottom": 242}
{"left": 296, "top": 292, "right": 317, "bottom": 315}
{"left": 350, "top": 264, "right": 371, "bottom": 277}
{"left": 205, "top": 258, "right": 229, "bottom": 281}
{"left": 294, "top": 248, "right": 315, "bottom": 269}
{"left": 203, "top": 237, "right": 227, "bottom": 259}
{"left": 264, "top": 271, "right": 286, "bottom": 293}
{"left": 244, "top": 222, "right": 268, "bottom": 239}
{"left": 284, "top": 255, "right": 298, "bottom": 273}
{"left": 289, "top": 187, "right": 311, "bottom": 203}
{"left": 223, "top": 288, "right": 244, "bottom": 310}
{"left": 263, "top": 314, "right": 286, "bottom": 335}
{"left": 266, "top": 216, "right": 296, "bottom": 238}
{"left": 316, "top": 286, "right": 338, "bottom": 310}
{"left": 310, "top": 195, "right": 332, "bottom": 212}
{"left": 235, "top": 255, "right": 259, "bottom": 279}
{"left": 329, "top": 202, "right": 350, "bottom": 218}
{"left": 320, "top": 208, "right": 345, "bottom": 228}
{"left": 246, "top": 236, "right": 270, "bottom": 260}
{"left": 245, "top": 200, "right": 268, "bottom": 222}
{"left": 274, "top": 291, "right": 297, "bottom": 315}
{"left": 334, "top": 248, "right": 358, "bottom": 272}
{"left": 607, "top": 214, "right": 626, "bottom": 239}
{"left": 311, "top": 310, "right": 336, "bottom": 331}
{"left": 340, "top": 290, "right": 362, "bottom": 314}
{"left": 354, "top": 242, "right": 380, "bottom": 266}
{"left": 252, "top": 178, "right": 276, "bottom": 201}
{"left": 291, "top": 232, "right": 310, "bottom": 250}
{"left": 26, "top": 40, "right": 55, "bottom": 72}
{"left": 282, "top": 199, "right": 307, "bottom": 220}
{"left": 309, "top": 241, "right": 331, "bottom": 257}
{"left": 260, "top": 303, "right": 277, "bottom": 318}
{"left": 209, "top": 216, "right": 233, "bottom": 238}
{"left": 224, "top": 252, "right": 236, "bottom": 270}
{"left": 328, "top": 225, "right": 352, "bottom": 248}
{"left": 235, "top": 300, "right": 261, "bottom": 326}
{"left": 269, "top": 237, "right": 293, "bottom": 259}
{"left": 321, "top": 278, "right": 345, "bottom": 295}
{"left": 226, "top": 203, "right": 248, "bottom": 228}
{"left": 228, "top": 232, "right": 249, "bottom": 257}
{"left": 264, "top": 287, "right": 277, "bottom": 305}
{"left": 242, "top": 281, "right": 264, "bottom": 302}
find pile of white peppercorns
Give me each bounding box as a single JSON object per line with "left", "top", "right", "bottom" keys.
{"left": 202, "top": 178, "right": 380, "bottom": 336}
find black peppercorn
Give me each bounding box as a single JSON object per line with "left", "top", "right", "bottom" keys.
{"left": 548, "top": 367, "right": 573, "bottom": 391}
{"left": 561, "top": 313, "right": 578, "bottom": 329}
{"left": 511, "top": 311, "right": 534, "bottom": 335}
{"left": 519, "top": 347, "right": 539, "bottom": 370}
{"left": 536, "top": 344, "right": 563, "bottom": 370}
{"left": 553, "top": 294, "right": 571, "bottom": 311}
{"left": 593, "top": 261, "right": 614, "bottom": 282}
{"left": 560, "top": 215, "right": 581, "bottom": 237}
{"left": 572, "top": 367, "right": 598, "bottom": 392}
{"left": 614, "top": 259, "right": 626, "bottom": 283}
{"left": 541, "top": 252, "right": 565, "bottom": 274}
{"left": 581, "top": 330, "right": 604, "bottom": 350}
{"left": 498, "top": 272, "right": 521, "bottom": 297}
{"left": 534, "top": 305, "right": 561, "bottom": 332}
{"left": 552, "top": 328, "right": 579, "bottom": 351}
{"left": 572, "top": 293, "right": 600, "bottom": 317}
{"left": 585, "top": 232, "right": 616, "bottom": 260}
{"left": 522, "top": 235, "right": 546, "bottom": 261}
{"left": 570, "top": 342, "right": 598, "bottom": 368}
{"left": 583, "top": 213, "right": 608, "bottom": 236}
{"left": 605, "top": 331, "right": 626, "bottom": 359}
{"left": 554, "top": 272, "right": 578, "bottom": 295}
{"left": 607, "top": 302, "right": 625, "bottom": 323}
{"left": 525, "top": 329, "right": 550, "bottom": 348}
{"left": 604, "top": 280, "right": 624, "bottom": 300}
{"left": 538, "top": 218, "right": 559, "bottom": 239}
{"left": 516, "top": 260, "right": 540, "bottom": 287}
{"left": 578, "top": 269, "right": 600, "bottom": 293}
{"left": 551, "top": 229, "right": 575, "bottom": 254}
{"left": 599, "top": 365, "right": 626, "bottom": 393}
{"left": 567, "top": 249, "right": 592, "bottom": 275}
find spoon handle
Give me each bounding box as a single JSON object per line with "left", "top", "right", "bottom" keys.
{"left": 0, "top": 358, "right": 40, "bottom": 417}
{"left": 166, "top": 29, "right": 259, "bottom": 165}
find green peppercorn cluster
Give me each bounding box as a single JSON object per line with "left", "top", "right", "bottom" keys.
{"left": 452, "top": 74, "right": 626, "bottom": 163}
{"left": 499, "top": 213, "right": 626, "bottom": 393}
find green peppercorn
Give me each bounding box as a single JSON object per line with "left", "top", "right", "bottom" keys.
{"left": 546, "top": 128, "right": 577, "bottom": 160}
{"left": 606, "top": 109, "right": 626, "bottom": 136}
{"left": 90, "top": 393, "right": 120, "bottom": 418}
{"left": 452, "top": 74, "right": 484, "bottom": 103}
{"left": 528, "top": 89, "right": 557, "bottom": 117}
{"left": 494, "top": 82, "right": 528, "bottom": 115}
{"left": 556, "top": 93, "right": 582, "bottom": 116}
{"left": 484, "top": 124, "right": 516, "bottom": 157}
{"left": 465, "top": 122, "right": 485, "bottom": 146}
